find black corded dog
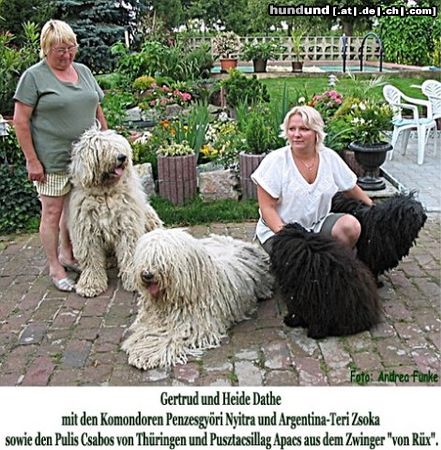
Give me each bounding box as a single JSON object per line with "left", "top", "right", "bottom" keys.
{"left": 269, "top": 224, "right": 380, "bottom": 339}
{"left": 331, "top": 192, "right": 427, "bottom": 278}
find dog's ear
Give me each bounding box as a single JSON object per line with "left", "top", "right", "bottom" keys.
{"left": 70, "top": 136, "right": 99, "bottom": 187}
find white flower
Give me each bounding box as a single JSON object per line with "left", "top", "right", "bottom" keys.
{"left": 298, "top": 96, "right": 306, "bottom": 104}
{"left": 218, "top": 111, "right": 229, "bottom": 122}
{"left": 134, "top": 131, "right": 152, "bottom": 144}
{"left": 359, "top": 103, "right": 366, "bottom": 111}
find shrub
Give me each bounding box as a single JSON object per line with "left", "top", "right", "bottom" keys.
{"left": 133, "top": 75, "right": 156, "bottom": 91}
{"left": 377, "top": 2, "right": 434, "bottom": 66}
{"left": 0, "top": 128, "right": 40, "bottom": 233}
{"left": 101, "top": 90, "right": 135, "bottom": 129}
{"left": 221, "top": 69, "right": 270, "bottom": 108}
{"left": 243, "top": 107, "right": 276, "bottom": 155}
{"left": 132, "top": 137, "right": 158, "bottom": 179}
{"left": 0, "top": 22, "right": 39, "bottom": 116}
{"left": 112, "top": 39, "right": 214, "bottom": 85}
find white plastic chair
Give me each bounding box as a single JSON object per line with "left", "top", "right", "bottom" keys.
{"left": 383, "top": 84, "right": 436, "bottom": 165}
{"left": 421, "top": 80, "right": 441, "bottom": 154}
{"left": 422, "top": 79, "right": 441, "bottom": 121}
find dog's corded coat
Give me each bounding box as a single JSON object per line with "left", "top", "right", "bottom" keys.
{"left": 69, "top": 126, "right": 162, "bottom": 297}
{"left": 122, "top": 228, "right": 273, "bottom": 369}
{"left": 270, "top": 224, "right": 380, "bottom": 339}
{"left": 331, "top": 192, "right": 427, "bottom": 277}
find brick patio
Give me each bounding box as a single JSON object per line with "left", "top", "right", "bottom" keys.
{"left": 0, "top": 216, "right": 439, "bottom": 387}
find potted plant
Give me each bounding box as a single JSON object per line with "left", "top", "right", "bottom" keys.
{"left": 212, "top": 32, "right": 241, "bottom": 72}
{"left": 290, "top": 28, "right": 305, "bottom": 72}
{"left": 157, "top": 141, "right": 197, "bottom": 205}
{"left": 345, "top": 100, "right": 394, "bottom": 190}
{"left": 238, "top": 106, "right": 277, "bottom": 199}
{"left": 241, "top": 40, "right": 281, "bottom": 73}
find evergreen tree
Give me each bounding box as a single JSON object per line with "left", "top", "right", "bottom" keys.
{"left": 52, "top": 0, "right": 138, "bottom": 73}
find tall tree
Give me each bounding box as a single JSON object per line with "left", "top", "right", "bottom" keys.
{"left": 51, "top": 0, "right": 136, "bottom": 73}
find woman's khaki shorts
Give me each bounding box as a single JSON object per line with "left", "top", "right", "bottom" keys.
{"left": 259, "top": 213, "right": 346, "bottom": 254}
{"left": 34, "top": 173, "right": 72, "bottom": 197}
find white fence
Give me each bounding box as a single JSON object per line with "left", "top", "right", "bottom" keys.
{"left": 188, "top": 35, "right": 383, "bottom": 62}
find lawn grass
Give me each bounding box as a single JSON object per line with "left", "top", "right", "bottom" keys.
{"left": 150, "top": 196, "right": 259, "bottom": 226}
{"left": 261, "top": 74, "right": 428, "bottom": 104}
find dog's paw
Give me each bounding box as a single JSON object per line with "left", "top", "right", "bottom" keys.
{"left": 284, "top": 314, "right": 306, "bottom": 328}
{"left": 75, "top": 271, "right": 108, "bottom": 298}
{"left": 120, "top": 273, "right": 136, "bottom": 292}
{"left": 306, "top": 325, "right": 327, "bottom": 340}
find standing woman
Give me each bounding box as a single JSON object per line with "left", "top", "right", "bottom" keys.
{"left": 251, "top": 105, "right": 372, "bottom": 253}
{"left": 14, "top": 20, "right": 107, "bottom": 291}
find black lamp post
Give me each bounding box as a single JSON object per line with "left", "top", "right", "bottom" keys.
{"left": 340, "top": 34, "right": 348, "bottom": 73}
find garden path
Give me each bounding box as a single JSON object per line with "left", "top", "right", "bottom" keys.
{"left": 382, "top": 131, "right": 441, "bottom": 212}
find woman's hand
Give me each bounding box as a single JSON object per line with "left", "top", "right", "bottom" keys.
{"left": 26, "top": 158, "right": 45, "bottom": 182}
{"left": 344, "top": 185, "right": 373, "bottom": 206}
{"left": 14, "top": 101, "right": 46, "bottom": 182}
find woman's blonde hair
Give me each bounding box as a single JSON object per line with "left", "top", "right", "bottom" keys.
{"left": 40, "top": 20, "right": 78, "bottom": 58}
{"left": 280, "top": 105, "right": 326, "bottom": 152}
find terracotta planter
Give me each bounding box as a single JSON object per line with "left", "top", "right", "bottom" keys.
{"left": 158, "top": 154, "right": 197, "bottom": 205}
{"left": 291, "top": 61, "right": 303, "bottom": 72}
{"left": 253, "top": 58, "right": 267, "bottom": 73}
{"left": 239, "top": 152, "right": 266, "bottom": 200}
{"left": 220, "top": 58, "right": 238, "bottom": 72}
{"left": 348, "top": 141, "right": 393, "bottom": 191}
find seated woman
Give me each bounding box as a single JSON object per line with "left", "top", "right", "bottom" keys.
{"left": 251, "top": 105, "right": 373, "bottom": 253}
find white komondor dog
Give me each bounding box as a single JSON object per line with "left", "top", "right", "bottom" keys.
{"left": 69, "top": 126, "right": 162, "bottom": 298}
{"left": 121, "top": 228, "right": 273, "bottom": 369}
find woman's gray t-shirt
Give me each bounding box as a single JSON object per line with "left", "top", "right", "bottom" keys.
{"left": 14, "top": 60, "right": 104, "bottom": 173}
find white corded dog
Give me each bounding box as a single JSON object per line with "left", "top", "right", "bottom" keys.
{"left": 122, "top": 228, "right": 273, "bottom": 369}
{"left": 69, "top": 126, "right": 162, "bottom": 297}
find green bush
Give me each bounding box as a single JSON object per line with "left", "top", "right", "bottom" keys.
{"left": 101, "top": 90, "right": 135, "bottom": 129}
{"left": 0, "top": 129, "right": 40, "bottom": 233}
{"left": 243, "top": 108, "right": 276, "bottom": 154}
{"left": 0, "top": 22, "right": 39, "bottom": 116}
{"left": 112, "top": 40, "right": 214, "bottom": 85}
{"left": 377, "top": 2, "right": 434, "bottom": 66}
{"left": 221, "top": 70, "right": 270, "bottom": 108}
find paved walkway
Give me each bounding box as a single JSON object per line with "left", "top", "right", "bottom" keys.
{"left": 0, "top": 136, "right": 439, "bottom": 387}
{"left": 382, "top": 131, "right": 440, "bottom": 212}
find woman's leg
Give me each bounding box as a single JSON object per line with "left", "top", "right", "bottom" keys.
{"left": 58, "top": 192, "right": 77, "bottom": 265}
{"left": 331, "top": 214, "right": 361, "bottom": 248}
{"left": 39, "top": 194, "right": 68, "bottom": 282}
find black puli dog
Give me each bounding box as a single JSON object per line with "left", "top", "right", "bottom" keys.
{"left": 331, "top": 192, "right": 427, "bottom": 278}
{"left": 270, "top": 224, "right": 380, "bottom": 339}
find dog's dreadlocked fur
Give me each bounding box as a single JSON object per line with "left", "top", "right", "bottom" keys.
{"left": 122, "top": 228, "right": 273, "bottom": 369}
{"left": 331, "top": 192, "right": 427, "bottom": 278}
{"left": 69, "top": 126, "right": 162, "bottom": 297}
{"left": 270, "top": 224, "right": 380, "bottom": 339}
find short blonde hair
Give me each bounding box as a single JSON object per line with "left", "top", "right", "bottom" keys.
{"left": 40, "top": 20, "right": 78, "bottom": 58}
{"left": 280, "top": 105, "right": 326, "bottom": 152}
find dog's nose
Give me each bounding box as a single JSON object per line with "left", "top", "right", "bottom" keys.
{"left": 141, "top": 270, "right": 154, "bottom": 284}
{"left": 117, "top": 154, "right": 127, "bottom": 163}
